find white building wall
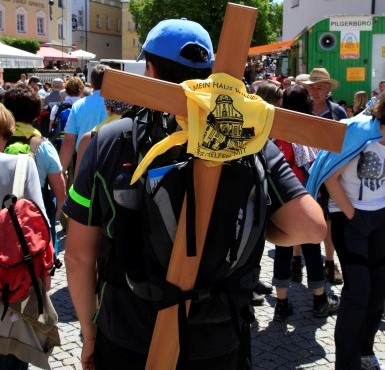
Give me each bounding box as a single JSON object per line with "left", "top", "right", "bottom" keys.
{"left": 283, "top": 0, "right": 377, "bottom": 40}
{"left": 377, "top": 1, "right": 385, "bottom": 13}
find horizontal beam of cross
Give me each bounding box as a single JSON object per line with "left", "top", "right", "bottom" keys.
{"left": 101, "top": 69, "right": 346, "bottom": 152}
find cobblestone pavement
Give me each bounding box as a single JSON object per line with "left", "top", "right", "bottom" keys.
{"left": 30, "top": 225, "right": 385, "bottom": 370}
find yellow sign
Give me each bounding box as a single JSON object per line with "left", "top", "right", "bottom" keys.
{"left": 340, "top": 31, "right": 360, "bottom": 60}
{"left": 346, "top": 67, "right": 366, "bottom": 81}
{"left": 382, "top": 46, "right": 385, "bottom": 58}
{"left": 2, "top": 0, "right": 46, "bottom": 8}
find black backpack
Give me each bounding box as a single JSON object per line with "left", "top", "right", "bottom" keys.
{"left": 36, "top": 107, "right": 51, "bottom": 138}
{"left": 96, "top": 110, "right": 270, "bottom": 368}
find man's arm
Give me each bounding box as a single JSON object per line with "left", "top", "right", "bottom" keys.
{"left": 75, "top": 131, "right": 92, "bottom": 177}
{"left": 263, "top": 140, "right": 327, "bottom": 246}
{"left": 65, "top": 219, "right": 101, "bottom": 369}
{"left": 266, "top": 193, "right": 327, "bottom": 246}
{"left": 47, "top": 172, "right": 66, "bottom": 218}
{"left": 324, "top": 164, "right": 355, "bottom": 219}
{"left": 59, "top": 133, "right": 77, "bottom": 173}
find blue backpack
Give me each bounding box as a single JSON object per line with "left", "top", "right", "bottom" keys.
{"left": 50, "top": 102, "right": 72, "bottom": 151}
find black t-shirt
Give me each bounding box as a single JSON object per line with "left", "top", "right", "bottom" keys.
{"left": 63, "top": 117, "right": 306, "bottom": 359}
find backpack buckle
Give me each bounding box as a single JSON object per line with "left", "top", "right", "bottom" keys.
{"left": 191, "top": 288, "right": 212, "bottom": 302}
{"left": 23, "top": 254, "right": 32, "bottom": 263}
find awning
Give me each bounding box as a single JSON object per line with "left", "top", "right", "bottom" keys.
{"left": 69, "top": 49, "right": 96, "bottom": 60}
{"left": 37, "top": 46, "right": 78, "bottom": 62}
{"left": 249, "top": 39, "right": 294, "bottom": 56}
{"left": 42, "top": 40, "right": 72, "bottom": 48}
{"left": 0, "top": 42, "right": 44, "bottom": 69}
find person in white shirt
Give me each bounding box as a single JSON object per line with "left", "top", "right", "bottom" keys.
{"left": 49, "top": 76, "right": 84, "bottom": 132}
{"left": 325, "top": 94, "right": 385, "bottom": 370}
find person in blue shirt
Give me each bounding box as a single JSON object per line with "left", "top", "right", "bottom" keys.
{"left": 59, "top": 64, "right": 107, "bottom": 182}
{"left": 3, "top": 85, "right": 66, "bottom": 252}
{"left": 0, "top": 102, "right": 60, "bottom": 369}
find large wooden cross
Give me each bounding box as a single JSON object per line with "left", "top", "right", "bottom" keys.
{"left": 100, "top": 4, "right": 346, "bottom": 370}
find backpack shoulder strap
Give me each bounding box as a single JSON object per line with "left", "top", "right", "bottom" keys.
{"left": 54, "top": 102, "right": 72, "bottom": 119}
{"left": 29, "top": 136, "right": 45, "bottom": 157}
{"left": 329, "top": 101, "right": 342, "bottom": 121}
{"left": 12, "top": 154, "right": 29, "bottom": 199}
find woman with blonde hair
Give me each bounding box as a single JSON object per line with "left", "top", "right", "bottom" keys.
{"left": 0, "top": 102, "right": 14, "bottom": 147}
{"left": 353, "top": 90, "right": 369, "bottom": 116}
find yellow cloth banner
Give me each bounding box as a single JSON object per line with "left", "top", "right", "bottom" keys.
{"left": 92, "top": 113, "right": 121, "bottom": 133}
{"left": 131, "top": 73, "right": 275, "bottom": 184}
{"left": 14, "top": 122, "right": 42, "bottom": 139}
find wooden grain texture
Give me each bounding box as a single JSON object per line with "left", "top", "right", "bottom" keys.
{"left": 271, "top": 108, "right": 347, "bottom": 152}
{"left": 147, "top": 162, "right": 222, "bottom": 370}
{"left": 146, "top": 4, "right": 258, "bottom": 370}
{"left": 101, "top": 69, "right": 346, "bottom": 153}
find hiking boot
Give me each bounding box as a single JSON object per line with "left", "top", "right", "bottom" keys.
{"left": 361, "top": 355, "right": 385, "bottom": 370}
{"left": 273, "top": 299, "right": 293, "bottom": 322}
{"left": 254, "top": 280, "right": 273, "bottom": 295}
{"left": 324, "top": 260, "right": 343, "bottom": 285}
{"left": 313, "top": 293, "right": 339, "bottom": 318}
{"left": 251, "top": 292, "right": 265, "bottom": 306}
{"left": 290, "top": 258, "right": 303, "bottom": 283}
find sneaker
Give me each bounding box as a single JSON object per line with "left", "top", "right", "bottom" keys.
{"left": 324, "top": 260, "right": 344, "bottom": 285}
{"left": 254, "top": 280, "right": 273, "bottom": 295}
{"left": 313, "top": 293, "right": 339, "bottom": 318}
{"left": 290, "top": 258, "right": 303, "bottom": 283}
{"left": 273, "top": 299, "right": 293, "bottom": 322}
{"left": 361, "top": 355, "right": 385, "bottom": 370}
{"left": 251, "top": 292, "right": 265, "bottom": 306}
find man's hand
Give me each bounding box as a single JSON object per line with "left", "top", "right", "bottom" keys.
{"left": 59, "top": 133, "right": 77, "bottom": 174}
{"left": 81, "top": 337, "right": 96, "bottom": 370}
{"left": 347, "top": 209, "right": 371, "bottom": 237}
{"left": 42, "top": 275, "right": 51, "bottom": 291}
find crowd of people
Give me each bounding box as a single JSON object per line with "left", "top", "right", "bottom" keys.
{"left": 0, "top": 17, "right": 384, "bottom": 370}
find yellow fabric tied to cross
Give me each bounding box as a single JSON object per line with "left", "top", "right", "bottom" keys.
{"left": 130, "top": 73, "right": 275, "bottom": 184}
{"left": 14, "top": 122, "right": 42, "bottom": 139}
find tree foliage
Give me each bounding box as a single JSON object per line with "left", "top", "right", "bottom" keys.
{"left": 0, "top": 36, "right": 40, "bottom": 54}
{"left": 269, "top": 0, "right": 284, "bottom": 40}
{"left": 129, "top": 0, "right": 283, "bottom": 51}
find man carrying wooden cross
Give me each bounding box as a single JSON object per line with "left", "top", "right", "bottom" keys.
{"left": 64, "top": 13, "right": 328, "bottom": 370}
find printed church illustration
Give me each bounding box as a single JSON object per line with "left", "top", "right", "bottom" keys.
{"left": 202, "top": 94, "right": 255, "bottom": 151}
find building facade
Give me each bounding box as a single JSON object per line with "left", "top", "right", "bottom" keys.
{"left": 121, "top": 0, "right": 141, "bottom": 60}
{"left": 283, "top": 0, "right": 385, "bottom": 40}
{"left": 71, "top": 0, "right": 140, "bottom": 61}
{"left": 0, "top": 0, "right": 140, "bottom": 67}
{"left": 72, "top": 0, "right": 121, "bottom": 61}
{"left": 0, "top": 0, "right": 72, "bottom": 49}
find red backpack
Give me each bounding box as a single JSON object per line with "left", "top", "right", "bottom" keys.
{"left": 0, "top": 155, "right": 54, "bottom": 319}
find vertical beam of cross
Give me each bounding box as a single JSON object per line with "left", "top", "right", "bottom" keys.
{"left": 99, "top": 3, "right": 346, "bottom": 370}
{"left": 145, "top": 4, "right": 258, "bottom": 370}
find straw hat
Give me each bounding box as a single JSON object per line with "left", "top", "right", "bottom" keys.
{"left": 300, "top": 68, "right": 339, "bottom": 90}
{"left": 295, "top": 73, "right": 310, "bottom": 84}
